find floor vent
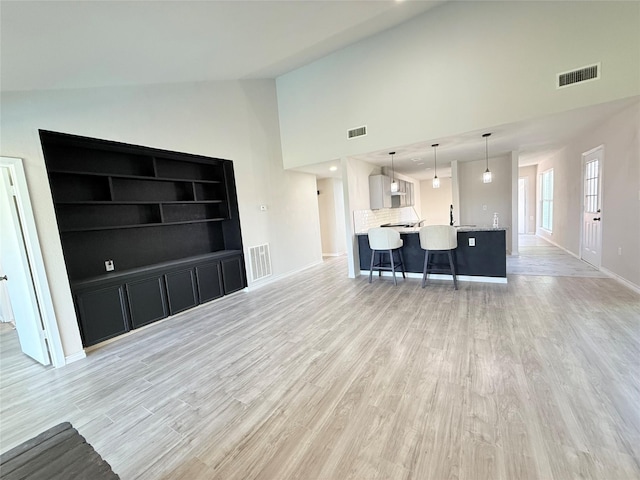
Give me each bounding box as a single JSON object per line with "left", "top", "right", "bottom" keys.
{"left": 347, "top": 125, "right": 367, "bottom": 139}
{"left": 249, "top": 244, "right": 272, "bottom": 282}
{"left": 557, "top": 63, "right": 600, "bottom": 88}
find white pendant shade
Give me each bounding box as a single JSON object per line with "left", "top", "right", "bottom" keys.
{"left": 431, "top": 143, "right": 440, "bottom": 189}
{"left": 482, "top": 133, "right": 492, "bottom": 184}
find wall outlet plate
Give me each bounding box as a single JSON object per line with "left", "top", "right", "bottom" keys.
{"left": 469, "top": 238, "right": 476, "bottom": 247}
{"left": 105, "top": 260, "right": 114, "bottom": 272}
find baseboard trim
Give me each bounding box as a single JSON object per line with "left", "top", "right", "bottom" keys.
{"left": 322, "top": 252, "right": 346, "bottom": 257}
{"left": 64, "top": 350, "right": 86, "bottom": 365}
{"left": 359, "top": 271, "right": 507, "bottom": 284}
{"left": 600, "top": 267, "right": 640, "bottom": 295}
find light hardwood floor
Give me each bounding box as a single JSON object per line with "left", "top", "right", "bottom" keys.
{"left": 507, "top": 235, "right": 608, "bottom": 278}
{"left": 1, "top": 256, "right": 639, "bottom": 479}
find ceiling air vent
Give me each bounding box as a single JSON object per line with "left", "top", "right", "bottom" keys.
{"left": 347, "top": 125, "right": 367, "bottom": 139}
{"left": 557, "top": 63, "right": 600, "bottom": 88}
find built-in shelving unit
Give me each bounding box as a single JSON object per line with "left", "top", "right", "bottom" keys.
{"left": 41, "top": 130, "right": 247, "bottom": 347}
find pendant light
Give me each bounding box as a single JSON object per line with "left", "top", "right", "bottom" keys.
{"left": 389, "top": 151, "right": 399, "bottom": 193}
{"left": 482, "top": 133, "right": 492, "bottom": 183}
{"left": 432, "top": 143, "right": 440, "bottom": 189}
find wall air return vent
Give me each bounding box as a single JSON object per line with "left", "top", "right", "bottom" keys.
{"left": 347, "top": 125, "right": 367, "bottom": 139}
{"left": 249, "top": 244, "right": 272, "bottom": 282}
{"left": 557, "top": 63, "right": 600, "bottom": 88}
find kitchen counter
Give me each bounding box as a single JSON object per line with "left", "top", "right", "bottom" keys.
{"left": 357, "top": 227, "right": 507, "bottom": 282}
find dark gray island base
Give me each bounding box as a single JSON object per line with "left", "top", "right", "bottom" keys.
{"left": 357, "top": 228, "right": 507, "bottom": 282}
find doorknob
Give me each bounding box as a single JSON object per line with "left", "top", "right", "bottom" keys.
{"left": 0, "top": 275, "right": 7, "bottom": 281}
{"left": 593, "top": 217, "right": 601, "bottom": 221}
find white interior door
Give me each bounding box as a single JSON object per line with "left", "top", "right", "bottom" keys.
{"left": 581, "top": 148, "right": 603, "bottom": 268}
{"left": 0, "top": 168, "right": 50, "bottom": 365}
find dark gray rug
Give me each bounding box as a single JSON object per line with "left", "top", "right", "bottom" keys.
{"left": 0, "top": 422, "right": 119, "bottom": 480}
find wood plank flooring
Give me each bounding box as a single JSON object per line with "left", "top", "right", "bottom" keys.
{"left": 507, "top": 235, "right": 608, "bottom": 278}
{"left": 1, "top": 256, "right": 639, "bottom": 479}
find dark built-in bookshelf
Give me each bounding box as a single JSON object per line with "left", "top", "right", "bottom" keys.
{"left": 41, "top": 131, "right": 247, "bottom": 347}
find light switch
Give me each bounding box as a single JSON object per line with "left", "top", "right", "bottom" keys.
{"left": 105, "top": 260, "right": 114, "bottom": 272}
{"left": 469, "top": 238, "right": 476, "bottom": 247}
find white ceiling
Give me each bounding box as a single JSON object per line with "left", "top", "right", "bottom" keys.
{"left": 1, "top": 1, "right": 636, "bottom": 180}
{"left": 0, "top": 0, "right": 444, "bottom": 91}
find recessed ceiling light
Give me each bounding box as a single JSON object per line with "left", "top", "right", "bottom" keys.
{"left": 417, "top": 162, "right": 424, "bottom": 165}
{"left": 329, "top": 166, "right": 338, "bottom": 172}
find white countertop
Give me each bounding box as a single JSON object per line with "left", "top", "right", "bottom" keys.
{"left": 356, "top": 226, "right": 509, "bottom": 235}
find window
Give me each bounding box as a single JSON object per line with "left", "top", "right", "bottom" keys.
{"left": 540, "top": 169, "right": 553, "bottom": 231}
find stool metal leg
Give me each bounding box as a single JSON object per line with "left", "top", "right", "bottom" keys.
{"left": 369, "top": 249, "right": 375, "bottom": 283}
{"left": 448, "top": 250, "right": 458, "bottom": 290}
{"left": 389, "top": 249, "right": 397, "bottom": 286}
{"left": 421, "top": 250, "right": 429, "bottom": 288}
{"left": 398, "top": 249, "right": 406, "bottom": 278}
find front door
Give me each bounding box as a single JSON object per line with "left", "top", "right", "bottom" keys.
{"left": 581, "top": 147, "right": 603, "bottom": 268}
{"left": 0, "top": 167, "right": 50, "bottom": 365}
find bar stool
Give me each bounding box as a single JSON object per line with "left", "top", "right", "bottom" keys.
{"left": 419, "top": 225, "right": 458, "bottom": 290}
{"left": 367, "top": 227, "right": 406, "bottom": 286}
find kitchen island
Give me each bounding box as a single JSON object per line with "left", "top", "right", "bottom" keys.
{"left": 357, "top": 227, "right": 507, "bottom": 283}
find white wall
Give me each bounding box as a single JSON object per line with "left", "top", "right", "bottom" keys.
{"left": 317, "top": 177, "right": 346, "bottom": 256}
{"left": 458, "top": 155, "right": 513, "bottom": 252}
{"left": 277, "top": 1, "right": 640, "bottom": 169}
{"left": 0, "top": 80, "right": 323, "bottom": 358}
{"left": 420, "top": 177, "right": 452, "bottom": 225}
{"left": 459, "top": 156, "right": 512, "bottom": 227}
{"left": 536, "top": 100, "right": 640, "bottom": 287}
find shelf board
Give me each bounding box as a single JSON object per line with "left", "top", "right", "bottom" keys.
{"left": 48, "top": 169, "right": 223, "bottom": 184}
{"left": 56, "top": 200, "right": 224, "bottom": 205}
{"left": 60, "top": 218, "right": 228, "bottom": 233}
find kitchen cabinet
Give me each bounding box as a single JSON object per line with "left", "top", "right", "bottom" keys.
{"left": 370, "top": 175, "right": 416, "bottom": 209}
{"left": 391, "top": 180, "right": 414, "bottom": 208}
{"left": 369, "top": 174, "right": 391, "bottom": 210}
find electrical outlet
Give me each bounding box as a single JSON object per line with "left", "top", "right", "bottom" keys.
{"left": 618, "top": 247, "right": 622, "bottom": 256}
{"left": 469, "top": 238, "right": 476, "bottom": 247}
{"left": 260, "top": 205, "right": 268, "bottom": 211}
{"left": 105, "top": 260, "right": 114, "bottom": 272}
{"left": 482, "top": 205, "right": 487, "bottom": 211}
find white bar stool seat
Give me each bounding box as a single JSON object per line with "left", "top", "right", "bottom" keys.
{"left": 367, "top": 227, "right": 406, "bottom": 286}
{"left": 419, "top": 225, "right": 458, "bottom": 290}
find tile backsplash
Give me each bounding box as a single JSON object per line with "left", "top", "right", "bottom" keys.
{"left": 353, "top": 207, "right": 419, "bottom": 233}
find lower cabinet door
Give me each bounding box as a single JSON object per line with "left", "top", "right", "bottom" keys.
{"left": 75, "top": 285, "right": 129, "bottom": 347}
{"left": 126, "top": 276, "right": 168, "bottom": 328}
{"left": 196, "top": 262, "right": 223, "bottom": 303}
{"left": 221, "top": 255, "right": 246, "bottom": 294}
{"left": 165, "top": 269, "right": 198, "bottom": 315}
